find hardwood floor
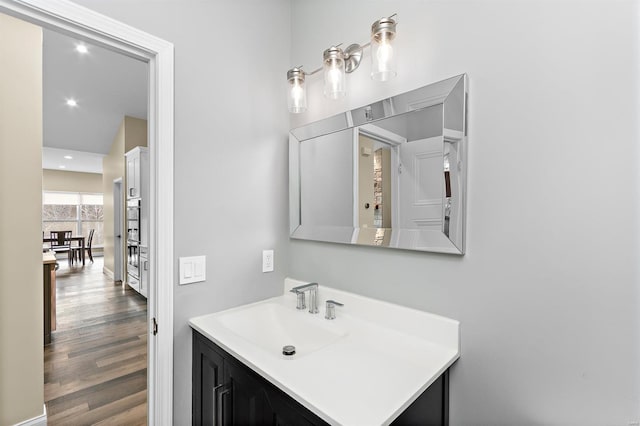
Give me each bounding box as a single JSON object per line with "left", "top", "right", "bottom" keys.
{"left": 45, "top": 257, "right": 148, "bottom": 425}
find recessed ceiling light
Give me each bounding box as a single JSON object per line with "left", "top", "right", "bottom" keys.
{"left": 75, "top": 44, "right": 88, "bottom": 54}
{"left": 64, "top": 155, "right": 73, "bottom": 160}
{"left": 59, "top": 165, "right": 66, "bottom": 169}
{"left": 66, "top": 99, "right": 78, "bottom": 107}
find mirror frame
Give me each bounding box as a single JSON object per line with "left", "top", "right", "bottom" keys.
{"left": 289, "top": 74, "right": 468, "bottom": 254}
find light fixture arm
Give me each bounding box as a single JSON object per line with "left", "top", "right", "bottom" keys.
{"left": 304, "top": 66, "right": 323, "bottom": 76}
{"left": 295, "top": 39, "right": 372, "bottom": 77}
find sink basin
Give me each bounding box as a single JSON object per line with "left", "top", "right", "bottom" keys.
{"left": 214, "top": 302, "right": 347, "bottom": 358}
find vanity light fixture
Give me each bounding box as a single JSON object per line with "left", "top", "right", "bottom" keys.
{"left": 287, "top": 67, "right": 307, "bottom": 113}
{"left": 370, "top": 16, "right": 397, "bottom": 81}
{"left": 287, "top": 14, "right": 397, "bottom": 113}
{"left": 323, "top": 46, "right": 346, "bottom": 99}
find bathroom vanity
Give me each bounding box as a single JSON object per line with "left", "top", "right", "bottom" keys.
{"left": 189, "top": 279, "right": 460, "bottom": 425}
{"left": 190, "top": 75, "right": 467, "bottom": 424}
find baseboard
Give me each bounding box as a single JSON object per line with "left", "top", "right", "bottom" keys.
{"left": 103, "top": 267, "right": 114, "bottom": 280}
{"left": 15, "top": 405, "right": 47, "bottom": 426}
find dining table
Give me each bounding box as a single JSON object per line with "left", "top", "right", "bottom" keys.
{"left": 43, "top": 235, "right": 86, "bottom": 265}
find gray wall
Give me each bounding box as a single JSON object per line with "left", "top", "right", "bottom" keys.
{"left": 71, "top": 1, "right": 291, "bottom": 424}
{"left": 68, "top": 0, "right": 640, "bottom": 424}
{"left": 300, "top": 129, "right": 353, "bottom": 227}
{"left": 290, "top": 0, "right": 640, "bottom": 424}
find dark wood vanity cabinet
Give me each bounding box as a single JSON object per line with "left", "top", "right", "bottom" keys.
{"left": 193, "top": 331, "right": 325, "bottom": 426}
{"left": 192, "top": 330, "right": 449, "bottom": 426}
{"left": 193, "top": 332, "right": 225, "bottom": 425}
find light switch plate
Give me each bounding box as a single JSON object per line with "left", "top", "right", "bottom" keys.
{"left": 179, "top": 256, "right": 206, "bottom": 285}
{"left": 183, "top": 262, "right": 193, "bottom": 278}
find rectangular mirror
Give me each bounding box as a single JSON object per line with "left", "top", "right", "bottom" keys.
{"left": 290, "top": 74, "right": 468, "bottom": 254}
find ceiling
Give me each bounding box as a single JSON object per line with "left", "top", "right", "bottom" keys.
{"left": 42, "top": 28, "right": 148, "bottom": 174}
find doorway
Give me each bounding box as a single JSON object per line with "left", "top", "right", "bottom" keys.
{"left": 0, "top": 1, "right": 174, "bottom": 424}
{"left": 38, "top": 24, "right": 150, "bottom": 424}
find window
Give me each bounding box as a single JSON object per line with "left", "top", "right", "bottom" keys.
{"left": 43, "top": 191, "right": 104, "bottom": 246}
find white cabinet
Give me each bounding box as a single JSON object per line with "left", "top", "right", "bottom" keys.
{"left": 127, "top": 274, "right": 140, "bottom": 293}
{"left": 125, "top": 146, "right": 149, "bottom": 246}
{"left": 125, "top": 146, "right": 148, "bottom": 200}
{"left": 126, "top": 154, "right": 138, "bottom": 198}
{"left": 139, "top": 245, "right": 148, "bottom": 298}
{"left": 125, "top": 146, "right": 149, "bottom": 298}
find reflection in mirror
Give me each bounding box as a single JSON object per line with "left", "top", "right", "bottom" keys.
{"left": 290, "top": 74, "right": 467, "bottom": 254}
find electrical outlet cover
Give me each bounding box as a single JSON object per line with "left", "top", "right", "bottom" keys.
{"left": 262, "top": 250, "right": 274, "bottom": 272}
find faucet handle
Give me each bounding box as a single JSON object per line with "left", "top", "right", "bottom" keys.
{"left": 290, "top": 288, "right": 306, "bottom": 310}
{"left": 325, "top": 299, "right": 344, "bottom": 320}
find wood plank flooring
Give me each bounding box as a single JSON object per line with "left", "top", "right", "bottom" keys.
{"left": 45, "top": 257, "right": 148, "bottom": 425}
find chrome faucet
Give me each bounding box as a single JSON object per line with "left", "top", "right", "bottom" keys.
{"left": 325, "top": 300, "right": 344, "bottom": 320}
{"left": 290, "top": 282, "right": 319, "bottom": 314}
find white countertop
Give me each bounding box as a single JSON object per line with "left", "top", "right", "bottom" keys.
{"left": 189, "top": 278, "right": 460, "bottom": 425}
{"left": 43, "top": 251, "right": 57, "bottom": 264}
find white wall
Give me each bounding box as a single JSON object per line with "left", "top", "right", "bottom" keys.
{"left": 290, "top": 1, "right": 640, "bottom": 424}
{"left": 70, "top": 1, "right": 291, "bottom": 424}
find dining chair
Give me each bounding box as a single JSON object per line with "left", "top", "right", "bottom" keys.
{"left": 50, "top": 230, "right": 73, "bottom": 263}
{"left": 71, "top": 229, "right": 94, "bottom": 264}
{"left": 86, "top": 229, "right": 95, "bottom": 263}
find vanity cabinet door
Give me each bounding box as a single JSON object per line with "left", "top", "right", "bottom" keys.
{"left": 390, "top": 371, "right": 449, "bottom": 426}
{"left": 192, "top": 331, "right": 328, "bottom": 426}
{"left": 265, "top": 387, "right": 326, "bottom": 426}
{"left": 224, "top": 355, "right": 326, "bottom": 426}
{"left": 223, "top": 357, "right": 276, "bottom": 424}
{"left": 192, "top": 333, "right": 224, "bottom": 426}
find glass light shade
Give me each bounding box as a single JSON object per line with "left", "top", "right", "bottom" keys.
{"left": 323, "top": 46, "right": 346, "bottom": 100}
{"left": 371, "top": 17, "right": 397, "bottom": 82}
{"left": 287, "top": 68, "right": 307, "bottom": 113}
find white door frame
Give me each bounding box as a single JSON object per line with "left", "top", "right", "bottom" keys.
{"left": 0, "top": 1, "right": 175, "bottom": 424}
{"left": 113, "top": 177, "right": 123, "bottom": 282}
